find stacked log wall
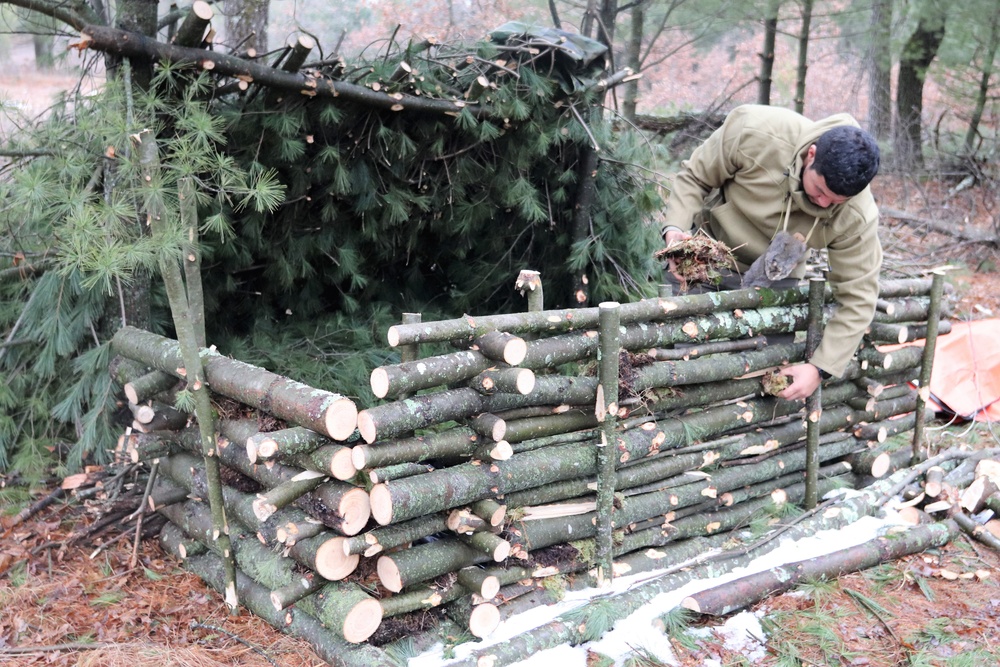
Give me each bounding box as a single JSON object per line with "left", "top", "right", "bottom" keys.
{"left": 110, "top": 276, "right": 949, "bottom": 654}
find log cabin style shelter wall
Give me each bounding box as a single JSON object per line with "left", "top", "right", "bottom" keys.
{"left": 109, "top": 272, "right": 951, "bottom": 663}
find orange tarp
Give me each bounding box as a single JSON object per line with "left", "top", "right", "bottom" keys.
{"left": 923, "top": 319, "right": 1000, "bottom": 422}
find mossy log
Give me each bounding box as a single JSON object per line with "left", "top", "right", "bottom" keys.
{"left": 111, "top": 326, "right": 357, "bottom": 440}
{"left": 357, "top": 387, "right": 486, "bottom": 443}
{"left": 352, "top": 427, "right": 480, "bottom": 469}
{"left": 370, "top": 349, "right": 501, "bottom": 400}
{"left": 377, "top": 537, "right": 493, "bottom": 592}
{"left": 386, "top": 284, "right": 829, "bottom": 346}
{"left": 159, "top": 520, "right": 207, "bottom": 560}
{"left": 647, "top": 336, "right": 768, "bottom": 361}
{"left": 469, "top": 367, "right": 536, "bottom": 395}
{"left": 247, "top": 426, "right": 335, "bottom": 463}
{"left": 681, "top": 521, "right": 956, "bottom": 616}
{"left": 124, "top": 369, "right": 179, "bottom": 404}
{"left": 252, "top": 470, "right": 327, "bottom": 521}
{"left": 343, "top": 513, "right": 449, "bottom": 557}
{"left": 630, "top": 341, "right": 805, "bottom": 391}
{"left": 368, "top": 461, "right": 434, "bottom": 484}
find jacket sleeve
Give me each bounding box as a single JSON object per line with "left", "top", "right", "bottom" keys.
{"left": 810, "top": 211, "right": 882, "bottom": 377}
{"left": 662, "top": 110, "right": 747, "bottom": 234}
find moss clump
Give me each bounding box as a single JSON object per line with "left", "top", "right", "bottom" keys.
{"left": 654, "top": 235, "right": 733, "bottom": 292}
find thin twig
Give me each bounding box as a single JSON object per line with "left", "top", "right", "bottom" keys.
{"left": 0, "top": 642, "right": 113, "bottom": 655}
{"left": 190, "top": 621, "right": 280, "bottom": 667}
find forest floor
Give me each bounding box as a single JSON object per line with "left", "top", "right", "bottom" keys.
{"left": 3, "top": 34, "right": 1000, "bottom": 667}
{"left": 1, "top": 177, "right": 998, "bottom": 667}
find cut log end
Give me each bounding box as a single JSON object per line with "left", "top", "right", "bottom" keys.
{"left": 492, "top": 541, "right": 511, "bottom": 562}
{"left": 252, "top": 496, "right": 277, "bottom": 522}
{"left": 133, "top": 404, "right": 155, "bottom": 424}
{"left": 481, "top": 575, "right": 500, "bottom": 600}
{"left": 357, "top": 411, "right": 377, "bottom": 445}
{"left": 315, "top": 537, "right": 360, "bottom": 580}
{"left": 468, "top": 603, "right": 500, "bottom": 638}
{"left": 869, "top": 452, "right": 891, "bottom": 478}
{"left": 377, "top": 555, "right": 404, "bottom": 592}
{"left": 256, "top": 438, "right": 279, "bottom": 460}
{"left": 370, "top": 484, "right": 393, "bottom": 525}
{"left": 342, "top": 598, "right": 383, "bottom": 644}
{"left": 490, "top": 441, "right": 513, "bottom": 461}
{"left": 339, "top": 488, "right": 372, "bottom": 536}
{"left": 325, "top": 398, "right": 359, "bottom": 441}
{"left": 331, "top": 448, "right": 358, "bottom": 480}
{"left": 516, "top": 369, "right": 536, "bottom": 395}
{"left": 192, "top": 0, "right": 214, "bottom": 20}
{"left": 246, "top": 440, "right": 259, "bottom": 465}
{"left": 351, "top": 445, "right": 370, "bottom": 470}
{"left": 680, "top": 597, "right": 701, "bottom": 613}
{"left": 504, "top": 338, "right": 528, "bottom": 366}
{"left": 124, "top": 384, "right": 140, "bottom": 405}
{"left": 387, "top": 326, "right": 401, "bottom": 347}
{"left": 370, "top": 368, "right": 390, "bottom": 400}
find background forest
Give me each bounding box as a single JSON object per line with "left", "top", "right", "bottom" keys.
{"left": 0, "top": 0, "right": 997, "bottom": 493}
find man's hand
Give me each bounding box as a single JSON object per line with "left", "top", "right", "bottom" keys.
{"left": 663, "top": 228, "right": 691, "bottom": 279}
{"left": 778, "top": 363, "right": 823, "bottom": 401}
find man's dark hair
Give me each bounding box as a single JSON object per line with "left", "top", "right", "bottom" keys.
{"left": 811, "top": 126, "right": 880, "bottom": 197}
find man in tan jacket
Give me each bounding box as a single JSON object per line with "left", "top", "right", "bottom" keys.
{"left": 662, "top": 105, "right": 882, "bottom": 400}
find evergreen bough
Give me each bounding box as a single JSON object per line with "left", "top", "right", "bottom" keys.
{"left": 1, "top": 25, "right": 666, "bottom": 475}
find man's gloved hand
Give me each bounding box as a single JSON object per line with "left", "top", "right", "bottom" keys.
{"left": 779, "top": 363, "right": 823, "bottom": 401}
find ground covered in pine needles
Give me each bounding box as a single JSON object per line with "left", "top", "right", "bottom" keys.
{"left": 0, "top": 505, "right": 325, "bottom": 667}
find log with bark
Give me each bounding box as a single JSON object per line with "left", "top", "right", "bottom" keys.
{"left": 112, "top": 326, "right": 358, "bottom": 440}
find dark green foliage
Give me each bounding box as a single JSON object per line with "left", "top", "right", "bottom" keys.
{"left": 1, "top": 29, "right": 665, "bottom": 474}
{"left": 204, "top": 32, "right": 663, "bottom": 334}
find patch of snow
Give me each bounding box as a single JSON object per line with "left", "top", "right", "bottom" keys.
{"left": 409, "top": 511, "right": 909, "bottom": 667}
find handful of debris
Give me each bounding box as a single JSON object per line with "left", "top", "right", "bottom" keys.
{"left": 761, "top": 369, "right": 792, "bottom": 396}
{"left": 654, "top": 235, "right": 733, "bottom": 292}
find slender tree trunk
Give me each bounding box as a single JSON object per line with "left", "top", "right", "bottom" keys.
{"left": 866, "top": 0, "right": 893, "bottom": 140}
{"left": 109, "top": 0, "right": 159, "bottom": 89}
{"left": 964, "top": 12, "right": 999, "bottom": 155}
{"left": 894, "top": 4, "right": 946, "bottom": 170}
{"left": 758, "top": 0, "right": 782, "bottom": 105}
{"left": 622, "top": 1, "right": 645, "bottom": 122}
{"left": 793, "top": 0, "right": 813, "bottom": 114}
{"left": 223, "top": 0, "right": 270, "bottom": 53}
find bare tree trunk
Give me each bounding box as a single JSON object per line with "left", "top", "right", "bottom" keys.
{"left": 110, "top": 0, "right": 159, "bottom": 89}
{"left": 757, "top": 0, "right": 782, "bottom": 105}
{"left": 223, "top": 0, "right": 270, "bottom": 54}
{"left": 622, "top": 1, "right": 645, "bottom": 122}
{"left": 866, "top": 0, "right": 893, "bottom": 140}
{"left": 793, "top": 0, "right": 813, "bottom": 114}
{"left": 964, "top": 13, "right": 999, "bottom": 155}
{"left": 894, "top": 5, "right": 946, "bottom": 170}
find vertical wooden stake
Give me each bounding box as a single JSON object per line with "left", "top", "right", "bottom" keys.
{"left": 912, "top": 271, "right": 945, "bottom": 463}
{"left": 516, "top": 269, "right": 544, "bottom": 312}
{"left": 595, "top": 301, "right": 620, "bottom": 587}
{"left": 804, "top": 278, "right": 825, "bottom": 509}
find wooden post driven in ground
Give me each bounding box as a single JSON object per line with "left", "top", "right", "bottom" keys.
{"left": 804, "top": 278, "right": 826, "bottom": 509}
{"left": 912, "top": 271, "right": 946, "bottom": 463}
{"left": 136, "top": 130, "right": 237, "bottom": 611}
{"left": 595, "top": 301, "right": 621, "bottom": 586}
